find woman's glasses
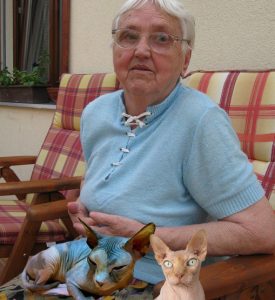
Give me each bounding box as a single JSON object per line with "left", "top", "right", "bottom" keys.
{"left": 112, "top": 29, "right": 189, "bottom": 54}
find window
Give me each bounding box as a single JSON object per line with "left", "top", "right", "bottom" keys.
{"left": 0, "top": 0, "right": 70, "bottom": 86}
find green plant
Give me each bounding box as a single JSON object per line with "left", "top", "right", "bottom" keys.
{"left": 0, "top": 53, "right": 50, "bottom": 87}
{"left": 0, "top": 68, "right": 13, "bottom": 86}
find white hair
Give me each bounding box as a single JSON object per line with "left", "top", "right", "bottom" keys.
{"left": 112, "top": 0, "right": 195, "bottom": 50}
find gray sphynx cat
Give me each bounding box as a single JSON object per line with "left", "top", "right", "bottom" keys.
{"left": 22, "top": 219, "right": 155, "bottom": 300}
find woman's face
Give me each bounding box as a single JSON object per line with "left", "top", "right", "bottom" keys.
{"left": 113, "top": 3, "right": 190, "bottom": 106}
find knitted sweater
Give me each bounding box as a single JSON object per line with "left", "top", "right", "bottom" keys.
{"left": 80, "top": 83, "right": 264, "bottom": 283}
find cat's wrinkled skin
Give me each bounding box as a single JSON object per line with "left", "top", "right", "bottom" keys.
{"left": 22, "top": 219, "right": 155, "bottom": 300}
{"left": 151, "top": 230, "right": 207, "bottom": 300}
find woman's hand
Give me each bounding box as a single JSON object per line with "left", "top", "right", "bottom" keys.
{"left": 67, "top": 200, "right": 92, "bottom": 235}
{"left": 68, "top": 200, "right": 145, "bottom": 237}
{"left": 88, "top": 211, "right": 144, "bottom": 237}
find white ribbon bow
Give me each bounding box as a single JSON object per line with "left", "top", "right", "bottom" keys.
{"left": 122, "top": 112, "right": 151, "bottom": 128}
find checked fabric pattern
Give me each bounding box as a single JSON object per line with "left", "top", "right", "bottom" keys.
{"left": 0, "top": 73, "right": 120, "bottom": 244}
{"left": 185, "top": 70, "right": 275, "bottom": 211}
{"left": 32, "top": 73, "right": 120, "bottom": 184}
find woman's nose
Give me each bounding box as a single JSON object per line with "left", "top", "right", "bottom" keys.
{"left": 134, "top": 36, "right": 151, "bottom": 57}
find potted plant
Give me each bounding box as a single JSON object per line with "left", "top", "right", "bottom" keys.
{"left": 0, "top": 53, "right": 51, "bottom": 104}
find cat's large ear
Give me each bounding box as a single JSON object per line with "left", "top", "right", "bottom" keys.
{"left": 78, "top": 218, "right": 99, "bottom": 249}
{"left": 124, "top": 223, "right": 156, "bottom": 259}
{"left": 186, "top": 229, "right": 207, "bottom": 261}
{"left": 150, "top": 234, "right": 170, "bottom": 264}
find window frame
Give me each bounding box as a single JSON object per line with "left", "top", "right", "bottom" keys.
{"left": 12, "top": 0, "right": 70, "bottom": 86}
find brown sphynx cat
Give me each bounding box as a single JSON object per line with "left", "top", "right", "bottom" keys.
{"left": 151, "top": 230, "right": 207, "bottom": 300}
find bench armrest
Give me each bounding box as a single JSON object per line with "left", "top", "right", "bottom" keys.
{"left": 201, "top": 254, "right": 275, "bottom": 299}
{"left": 0, "top": 176, "right": 82, "bottom": 196}
{"left": 0, "top": 156, "right": 37, "bottom": 167}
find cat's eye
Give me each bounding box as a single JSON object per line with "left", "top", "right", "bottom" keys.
{"left": 112, "top": 265, "right": 126, "bottom": 271}
{"left": 163, "top": 260, "right": 173, "bottom": 268}
{"left": 187, "top": 258, "right": 197, "bottom": 266}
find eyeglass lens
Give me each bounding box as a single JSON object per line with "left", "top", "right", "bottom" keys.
{"left": 113, "top": 29, "right": 181, "bottom": 53}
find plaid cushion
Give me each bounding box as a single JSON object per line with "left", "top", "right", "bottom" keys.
{"left": 185, "top": 70, "right": 275, "bottom": 209}
{"left": 252, "top": 160, "right": 275, "bottom": 210}
{"left": 0, "top": 200, "right": 67, "bottom": 244}
{"left": 30, "top": 127, "right": 84, "bottom": 201}
{"left": 1, "top": 73, "right": 121, "bottom": 245}
{"left": 185, "top": 71, "right": 275, "bottom": 162}
{"left": 31, "top": 73, "right": 120, "bottom": 198}
{"left": 53, "top": 73, "right": 120, "bottom": 131}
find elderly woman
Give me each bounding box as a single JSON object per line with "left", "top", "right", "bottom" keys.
{"left": 68, "top": 0, "right": 275, "bottom": 288}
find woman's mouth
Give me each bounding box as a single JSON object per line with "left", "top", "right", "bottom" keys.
{"left": 130, "top": 65, "right": 153, "bottom": 72}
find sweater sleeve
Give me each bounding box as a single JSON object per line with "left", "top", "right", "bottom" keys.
{"left": 183, "top": 106, "right": 264, "bottom": 219}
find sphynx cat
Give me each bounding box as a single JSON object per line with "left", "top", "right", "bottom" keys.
{"left": 22, "top": 219, "right": 155, "bottom": 300}
{"left": 151, "top": 230, "right": 207, "bottom": 300}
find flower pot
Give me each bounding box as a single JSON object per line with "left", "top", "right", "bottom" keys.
{"left": 0, "top": 85, "right": 50, "bottom": 104}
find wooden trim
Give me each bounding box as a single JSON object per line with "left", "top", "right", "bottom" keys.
{"left": 0, "top": 167, "right": 26, "bottom": 200}
{"left": 0, "top": 155, "right": 36, "bottom": 167}
{"left": 200, "top": 254, "right": 275, "bottom": 299}
{"left": 49, "top": 0, "right": 70, "bottom": 85}
{"left": 0, "top": 243, "right": 47, "bottom": 258}
{"left": 0, "top": 176, "right": 82, "bottom": 196}
{"left": 61, "top": 0, "right": 70, "bottom": 75}
{"left": 0, "top": 215, "right": 44, "bottom": 284}
{"left": 0, "top": 198, "right": 76, "bottom": 285}
{"left": 49, "top": 0, "right": 59, "bottom": 85}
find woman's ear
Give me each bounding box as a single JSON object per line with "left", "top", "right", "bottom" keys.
{"left": 181, "top": 48, "right": 192, "bottom": 78}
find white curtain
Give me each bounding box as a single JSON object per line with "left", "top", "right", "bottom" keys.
{"left": 20, "top": 0, "right": 49, "bottom": 73}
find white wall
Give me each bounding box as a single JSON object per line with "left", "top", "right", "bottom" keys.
{"left": 70, "top": 0, "right": 275, "bottom": 73}
{"left": 184, "top": 0, "right": 275, "bottom": 71}
{"left": 0, "top": 106, "right": 54, "bottom": 181}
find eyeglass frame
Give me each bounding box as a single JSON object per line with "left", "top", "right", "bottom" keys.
{"left": 112, "top": 28, "right": 190, "bottom": 53}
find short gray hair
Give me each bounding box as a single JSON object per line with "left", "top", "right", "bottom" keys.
{"left": 112, "top": 0, "right": 195, "bottom": 50}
